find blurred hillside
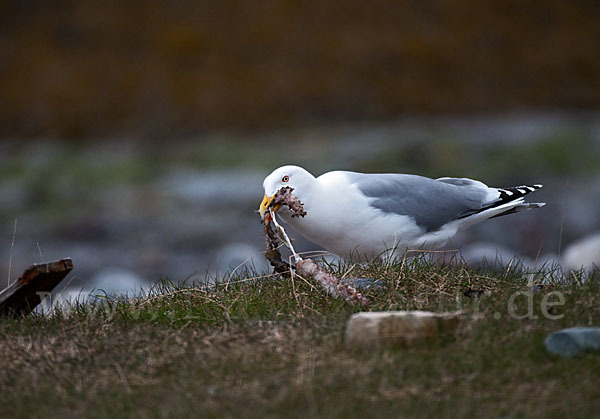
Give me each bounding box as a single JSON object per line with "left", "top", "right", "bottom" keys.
{"left": 2, "top": 0, "right": 599, "bottom": 139}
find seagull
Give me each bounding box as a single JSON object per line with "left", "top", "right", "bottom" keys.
{"left": 259, "top": 165, "right": 545, "bottom": 258}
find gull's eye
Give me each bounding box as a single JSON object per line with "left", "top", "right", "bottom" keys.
{"left": 281, "top": 175, "right": 290, "bottom": 183}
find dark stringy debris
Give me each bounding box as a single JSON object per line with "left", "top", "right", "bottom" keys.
{"left": 271, "top": 186, "right": 307, "bottom": 218}
{"left": 260, "top": 187, "right": 368, "bottom": 307}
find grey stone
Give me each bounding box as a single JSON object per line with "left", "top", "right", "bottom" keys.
{"left": 51, "top": 267, "right": 149, "bottom": 310}
{"left": 88, "top": 267, "right": 148, "bottom": 298}
{"left": 0, "top": 178, "right": 30, "bottom": 210}
{"left": 161, "top": 169, "right": 264, "bottom": 205}
{"left": 216, "top": 242, "right": 270, "bottom": 275}
{"left": 544, "top": 327, "right": 600, "bottom": 357}
{"left": 459, "top": 242, "right": 532, "bottom": 270}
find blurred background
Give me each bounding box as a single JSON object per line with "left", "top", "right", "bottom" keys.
{"left": 1, "top": 0, "right": 599, "bottom": 298}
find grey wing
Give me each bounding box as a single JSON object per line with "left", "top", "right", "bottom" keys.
{"left": 347, "top": 173, "right": 490, "bottom": 231}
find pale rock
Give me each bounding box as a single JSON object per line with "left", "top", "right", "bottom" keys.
{"left": 345, "top": 310, "right": 463, "bottom": 349}
{"left": 561, "top": 232, "right": 600, "bottom": 273}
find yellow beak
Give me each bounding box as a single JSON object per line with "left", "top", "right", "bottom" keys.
{"left": 259, "top": 194, "right": 281, "bottom": 220}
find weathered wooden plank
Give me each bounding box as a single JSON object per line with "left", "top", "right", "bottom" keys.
{"left": 0, "top": 258, "right": 73, "bottom": 316}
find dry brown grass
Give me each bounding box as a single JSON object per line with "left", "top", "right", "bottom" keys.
{"left": 1, "top": 259, "right": 599, "bottom": 417}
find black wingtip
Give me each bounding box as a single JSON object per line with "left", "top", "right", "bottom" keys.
{"left": 458, "top": 184, "right": 544, "bottom": 220}
{"left": 497, "top": 183, "right": 543, "bottom": 200}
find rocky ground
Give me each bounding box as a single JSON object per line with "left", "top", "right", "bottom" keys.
{"left": 1, "top": 112, "right": 599, "bottom": 301}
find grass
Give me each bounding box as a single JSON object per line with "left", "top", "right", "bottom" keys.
{"left": 1, "top": 257, "right": 599, "bottom": 418}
